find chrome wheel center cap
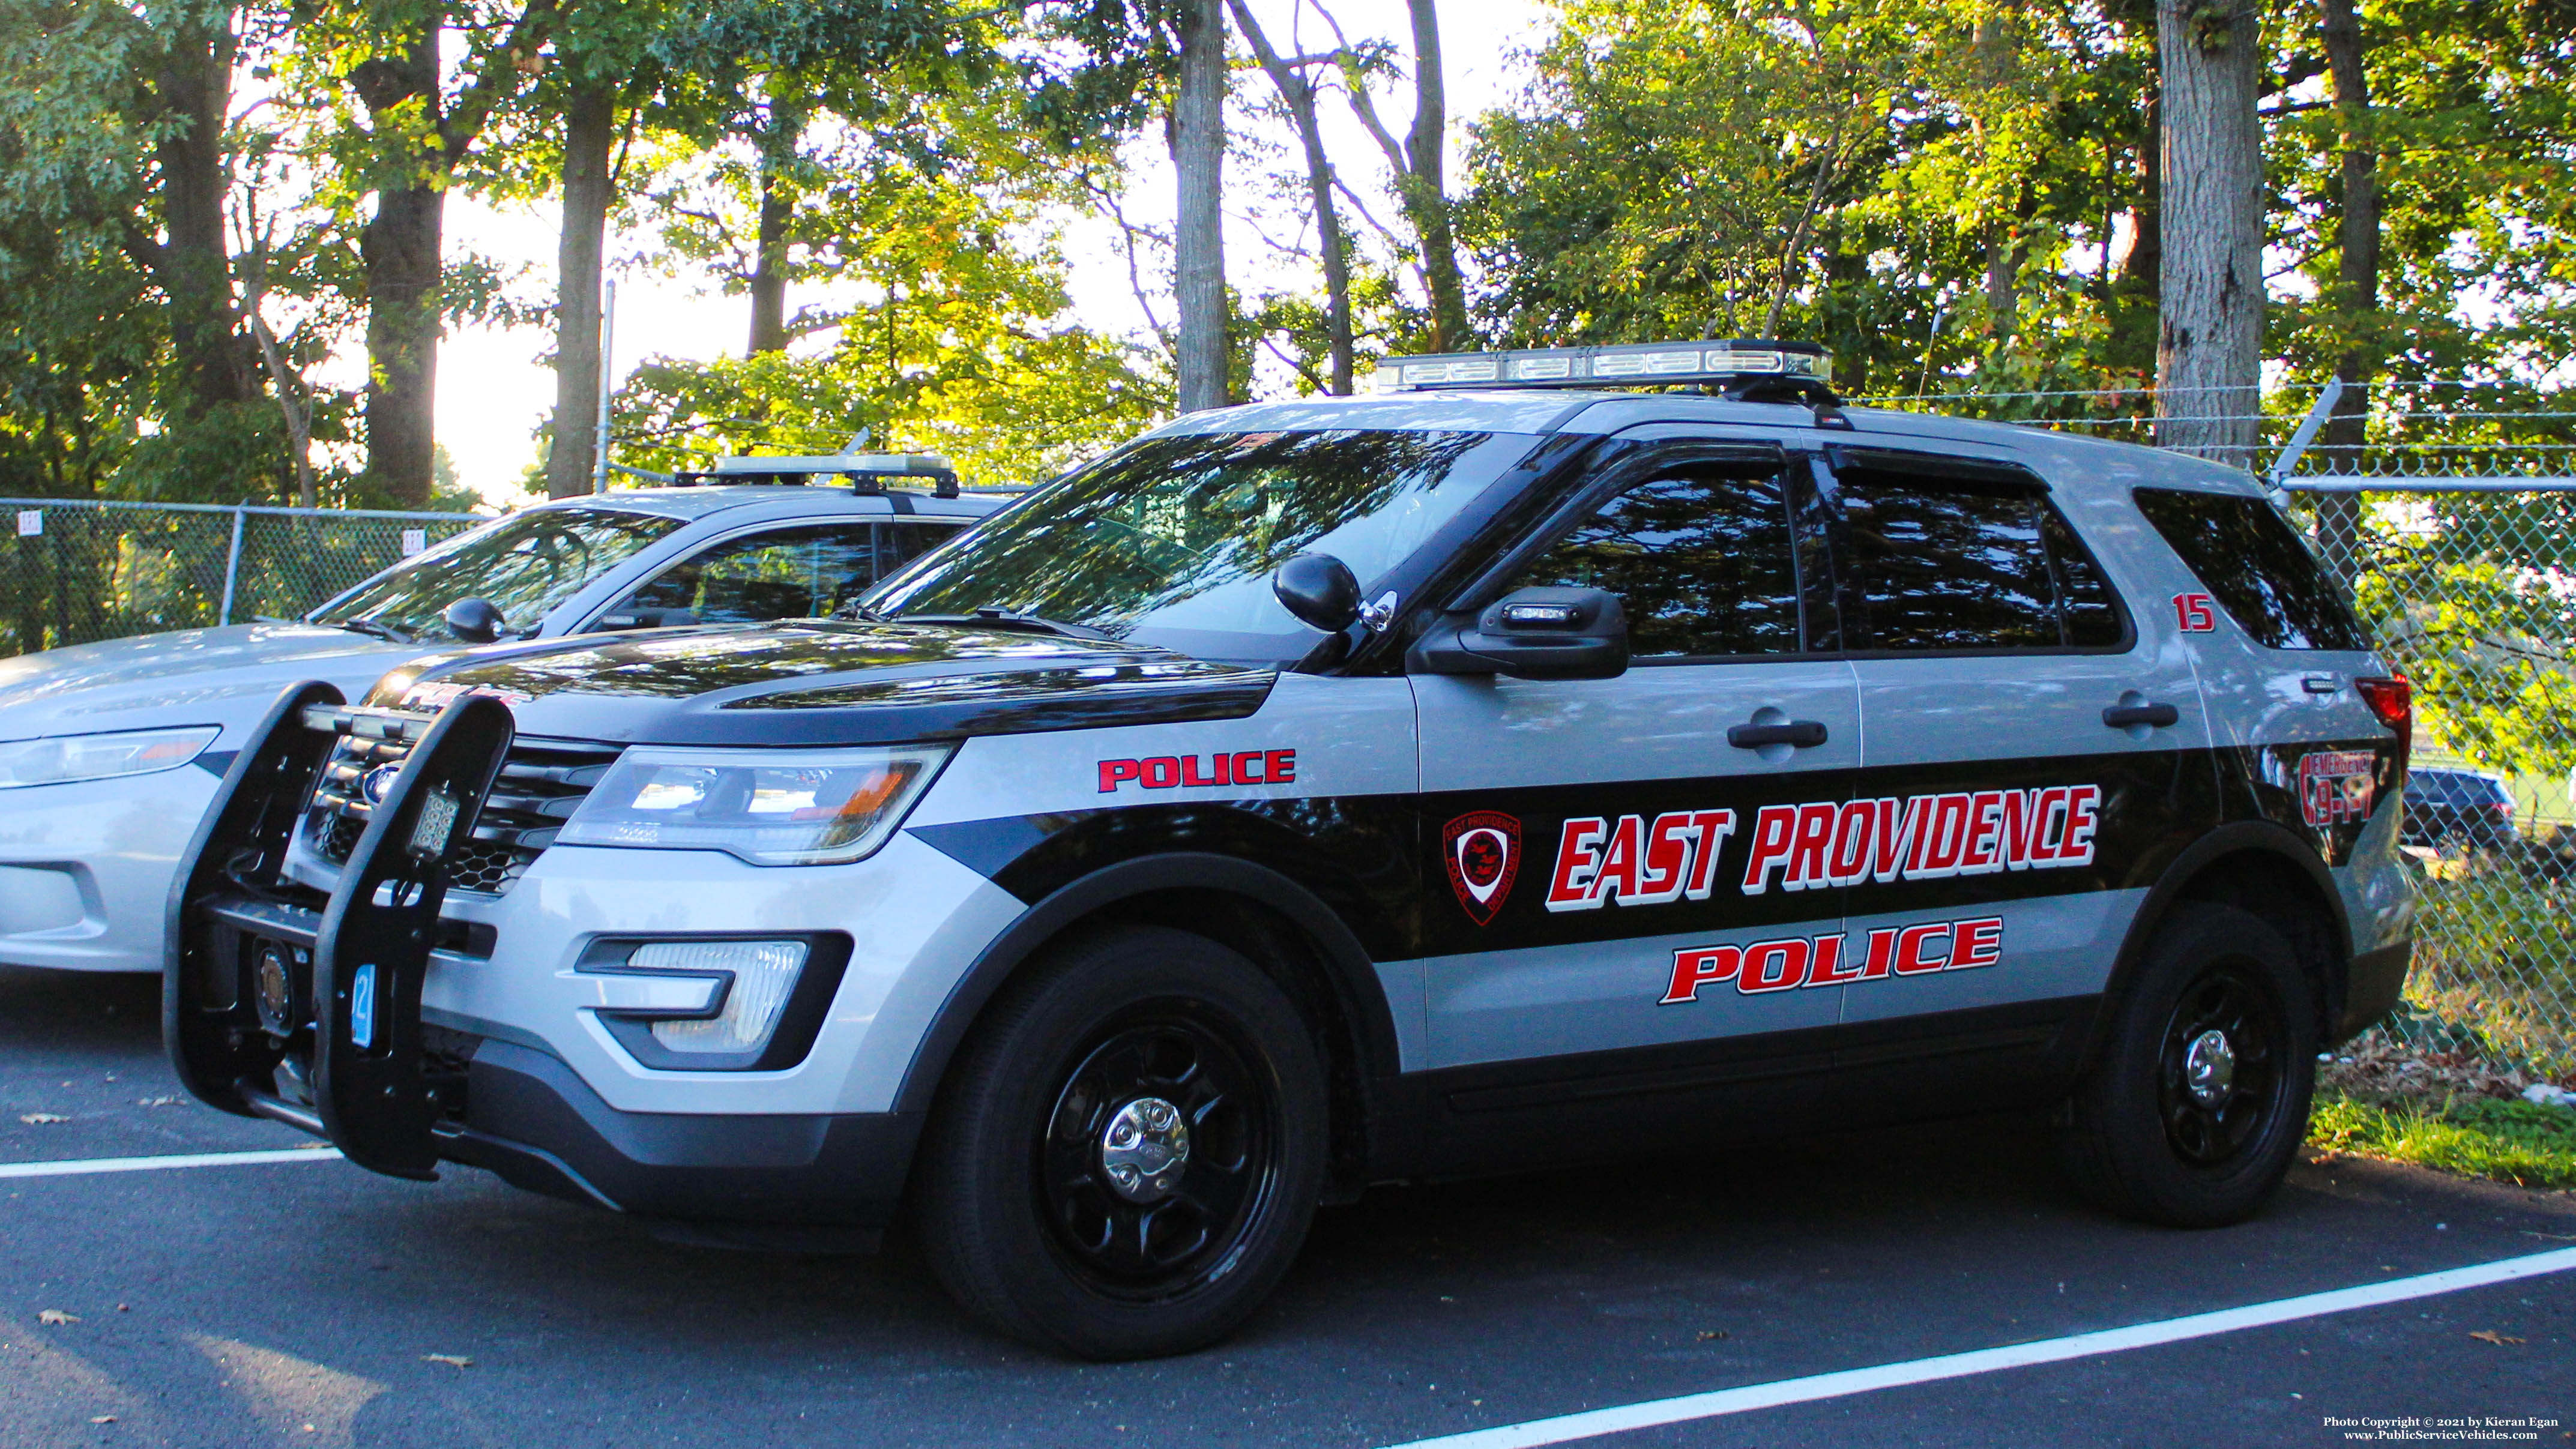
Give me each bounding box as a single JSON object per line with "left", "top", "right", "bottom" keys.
{"left": 2184, "top": 1028, "right": 2236, "bottom": 1105}
{"left": 1100, "top": 1096, "right": 1190, "bottom": 1204}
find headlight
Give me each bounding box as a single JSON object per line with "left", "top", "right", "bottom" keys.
{"left": 0, "top": 725, "right": 219, "bottom": 789}
{"left": 556, "top": 744, "right": 949, "bottom": 866}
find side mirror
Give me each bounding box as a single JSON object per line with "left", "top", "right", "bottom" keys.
{"left": 442, "top": 597, "right": 507, "bottom": 644}
{"left": 1272, "top": 553, "right": 1362, "bottom": 633}
{"left": 1409, "top": 586, "right": 1629, "bottom": 680}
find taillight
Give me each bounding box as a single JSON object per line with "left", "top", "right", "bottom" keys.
{"left": 2356, "top": 676, "right": 2413, "bottom": 768}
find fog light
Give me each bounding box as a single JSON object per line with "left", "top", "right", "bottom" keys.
{"left": 633, "top": 939, "right": 806, "bottom": 1054}
{"left": 253, "top": 941, "right": 296, "bottom": 1034}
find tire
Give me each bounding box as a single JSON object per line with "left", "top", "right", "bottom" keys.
{"left": 2058, "top": 903, "right": 2319, "bottom": 1229}
{"left": 911, "top": 924, "right": 1329, "bottom": 1360}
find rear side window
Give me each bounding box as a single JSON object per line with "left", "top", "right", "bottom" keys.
{"left": 1511, "top": 468, "right": 1802, "bottom": 658}
{"left": 2133, "top": 488, "right": 2369, "bottom": 650}
{"left": 1830, "top": 462, "right": 2129, "bottom": 652}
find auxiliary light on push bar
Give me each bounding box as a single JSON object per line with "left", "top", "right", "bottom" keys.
{"left": 1371, "top": 339, "right": 1833, "bottom": 393}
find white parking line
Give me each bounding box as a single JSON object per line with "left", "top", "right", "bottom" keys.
{"left": 0, "top": 1147, "right": 343, "bottom": 1181}
{"left": 1381, "top": 1246, "right": 2576, "bottom": 1449}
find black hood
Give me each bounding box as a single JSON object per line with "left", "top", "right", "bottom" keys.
{"left": 364, "top": 621, "right": 1277, "bottom": 746}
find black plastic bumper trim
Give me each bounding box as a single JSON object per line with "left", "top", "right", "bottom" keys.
{"left": 447, "top": 1039, "right": 923, "bottom": 1228}
{"left": 2336, "top": 938, "right": 2414, "bottom": 1042}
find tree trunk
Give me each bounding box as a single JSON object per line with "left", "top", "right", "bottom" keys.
{"left": 1985, "top": 219, "right": 2021, "bottom": 347}
{"left": 356, "top": 19, "right": 444, "bottom": 507}
{"left": 151, "top": 9, "right": 250, "bottom": 420}
{"left": 2314, "top": 0, "right": 2378, "bottom": 579}
{"left": 1402, "top": 0, "right": 1468, "bottom": 352}
{"left": 1171, "top": 0, "right": 1228, "bottom": 412}
{"left": 1229, "top": 0, "right": 1352, "bottom": 393}
{"left": 2154, "top": 0, "right": 2264, "bottom": 465}
{"left": 747, "top": 146, "right": 792, "bottom": 355}
{"left": 2123, "top": 98, "right": 2162, "bottom": 300}
{"left": 546, "top": 80, "right": 617, "bottom": 499}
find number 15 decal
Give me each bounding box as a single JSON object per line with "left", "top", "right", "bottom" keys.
{"left": 2173, "top": 593, "right": 2217, "bottom": 632}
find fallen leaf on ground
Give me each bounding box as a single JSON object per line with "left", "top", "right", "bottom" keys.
{"left": 2469, "top": 1330, "right": 2526, "bottom": 1345}
{"left": 19, "top": 1113, "right": 68, "bottom": 1124}
{"left": 423, "top": 1354, "right": 472, "bottom": 1368}
{"left": 38, "top": 1310, "right": 79, "bottom": 1325}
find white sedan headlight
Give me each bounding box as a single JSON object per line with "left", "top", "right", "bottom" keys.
{"left": 557, "top": 744, "right": 950, "bottom": 866}
{"left": 0, "top": 725, "right": 220, "bottom": 789}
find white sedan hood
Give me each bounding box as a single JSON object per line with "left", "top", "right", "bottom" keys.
{"left": 0, "top": 624, "right": 430, "bottom": 741}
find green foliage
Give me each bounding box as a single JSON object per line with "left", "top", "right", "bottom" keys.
{"left": 2359, "top": 537, "right": 2576, "bottom": 777}
{"left": 2311, "top": 1090, "right": 2576, "bottom": 1188}
{"left": 1459, "top": 1, "right": 2164, "bottom": 398}
{"left": 611, "top": 166, "right": 1166, "bottom": 487}
{"left": 2270, "top": 0, "right": 2576, "bottom": 388}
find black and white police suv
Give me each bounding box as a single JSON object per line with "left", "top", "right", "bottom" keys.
{"left": 166, "top": 341, "right": 2416, "bottom": 1359}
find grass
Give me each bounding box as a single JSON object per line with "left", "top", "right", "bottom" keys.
{"left": 2309, "top": 1089, "right": 2576, "bottom": 1190}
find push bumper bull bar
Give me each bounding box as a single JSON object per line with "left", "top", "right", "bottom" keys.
{"left": 164, "top": 680, "right": 514, "bottom": 1179}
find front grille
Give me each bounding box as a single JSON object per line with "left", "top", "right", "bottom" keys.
{"left": 310, "top": 724, "right": 622, "bottom": 896}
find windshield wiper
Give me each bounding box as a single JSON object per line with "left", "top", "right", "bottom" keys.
{"left": 319, "top": 617, "right": 416, "bottom": 643}
{"left": 897, "top": 609, "right": 1118, "bottom": 642}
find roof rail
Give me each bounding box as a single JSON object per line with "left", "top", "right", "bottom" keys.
{"left": 1371, "top": 338, "right": 1839, "bottom": 407}
{"left": 671, "top": 451, "right": 962, "bottom": 499}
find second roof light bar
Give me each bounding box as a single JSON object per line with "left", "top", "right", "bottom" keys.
{"left": 1371, "top": 338, "right": 1835, "bottom": 396}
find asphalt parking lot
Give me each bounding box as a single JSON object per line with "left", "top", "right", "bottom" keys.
{"left": 4, "top": 963, "right": 2570, "bottom": 1449}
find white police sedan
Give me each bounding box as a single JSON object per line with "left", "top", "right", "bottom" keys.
{"left": 0, "top": 457, "right": 1001, "bottom": 972}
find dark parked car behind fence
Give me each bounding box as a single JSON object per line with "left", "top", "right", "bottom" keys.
{"left": 2401, "top": 766, "right": 2519, "bottom": 853}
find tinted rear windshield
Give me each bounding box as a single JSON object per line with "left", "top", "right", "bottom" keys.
{"left": 2132, "top": 488, "right": 2369, "bottom": 651}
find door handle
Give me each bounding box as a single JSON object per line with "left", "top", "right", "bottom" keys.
{"left": 2102, "top": 702, "right": 2180, "bottom": 729}
{"left": 1728, "top": 720, "right": 1829, "bottom": 749}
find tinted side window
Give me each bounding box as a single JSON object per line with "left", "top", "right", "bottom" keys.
{"left": 1512, "top": 469, "right": 1802, "bottom": 658}
{"left": 2043, "top": 505, "right": 2126, "bottom": 647}
{"left": 618, "top": 523, "right": 896, "bottom": 625}
{"left": 2133, "top": 488, "right": 2369, "bottom": 650}
{"left": 1836, "top": 473, "right": 2059, "bottom": 651}
{"left": 875, "top": 522, "right": 959, "bottom": 591}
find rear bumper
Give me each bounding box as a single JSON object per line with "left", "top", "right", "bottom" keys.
{"left": 2334, "top": 938, "right": 2414, "bottom": 1043}
{"left": 436, "top": 1038, "right": 924, "bottom": 1229}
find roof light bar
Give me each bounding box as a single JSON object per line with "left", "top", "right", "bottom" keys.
{"left": 1370, "top": 339, "right": 1833, "bottom": 394}
{"left": 674, "top": 451, "right": 962, "bottom": 498}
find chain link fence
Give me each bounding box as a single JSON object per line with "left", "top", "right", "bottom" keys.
{"left": 0, "top": 499, "right": 488, "bottom": 658}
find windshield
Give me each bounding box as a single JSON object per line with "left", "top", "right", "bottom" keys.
{"left": 861, "top": 427, "right": 1540, "bottom": 661}
{"left": 312, "top": 505, "right": 685, "bottom": 641}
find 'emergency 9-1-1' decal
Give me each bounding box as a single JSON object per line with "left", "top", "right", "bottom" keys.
{"left": 1544, "top": 785, "right": 2099, "bottom": 915}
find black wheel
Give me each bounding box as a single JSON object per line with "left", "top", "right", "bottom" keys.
{"left": 2057, "top": 903, "right": 2318, "bottom": 1228}
{"left": 912, "top": 924, "right": 1327, "bottom": 1359}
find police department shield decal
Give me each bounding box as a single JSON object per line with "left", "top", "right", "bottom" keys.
{"left": 1442, "top": 811, "right": 1521, "bottom": 926}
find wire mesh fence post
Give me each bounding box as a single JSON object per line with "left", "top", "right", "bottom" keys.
{"left": 216, "top": 505, "right": 246, "bottom": 626}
